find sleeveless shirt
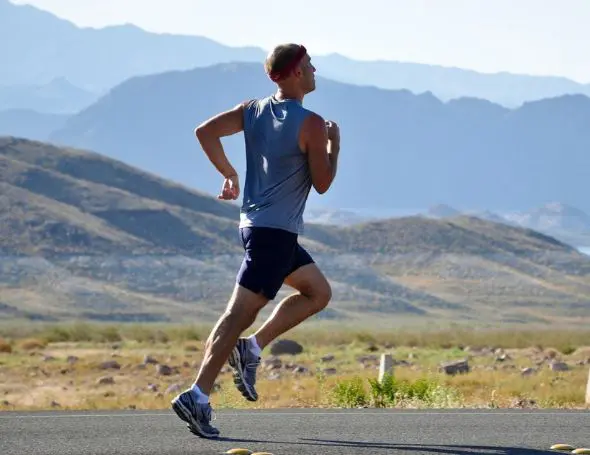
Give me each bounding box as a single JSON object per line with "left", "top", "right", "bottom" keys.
{"left": 239, "top": 95, "right": 314, "bottom": 234}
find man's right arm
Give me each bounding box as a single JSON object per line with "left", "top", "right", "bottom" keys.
{"left": 302, "top": 113, "right": 340, "bottom": 194}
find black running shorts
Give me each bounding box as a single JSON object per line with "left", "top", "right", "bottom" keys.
{"left": 236, "top": 226, "right": 314, "bottom": 300}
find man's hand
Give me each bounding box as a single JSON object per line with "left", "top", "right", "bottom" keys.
{"left": 325, "top": 120, "right": 340, "bottom": 144}
{"left": 218, "top": 174, "right": 240, "bottom": 201}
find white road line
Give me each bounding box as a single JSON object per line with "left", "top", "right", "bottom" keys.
{"left": 0, "top": 410, "right": 588, "bottom": 419}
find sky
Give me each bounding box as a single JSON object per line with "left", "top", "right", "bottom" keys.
{"left": 12, "top": 0, "right": 590, "bottom": 83}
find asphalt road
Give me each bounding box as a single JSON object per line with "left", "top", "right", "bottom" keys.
{"left": 1, "top": 409, "right": 589, "bottom": 455}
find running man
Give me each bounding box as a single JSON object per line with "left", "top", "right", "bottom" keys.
{"left": 171, "top": 43, "right": 341, "bottom": 438}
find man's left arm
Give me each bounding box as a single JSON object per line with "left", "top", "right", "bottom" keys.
{"left": 195, "top": 100, "right": 249, "bottom": 178}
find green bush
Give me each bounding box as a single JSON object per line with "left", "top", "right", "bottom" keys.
{"left": 332, "top": 374, "right": 463, "bottom": 408}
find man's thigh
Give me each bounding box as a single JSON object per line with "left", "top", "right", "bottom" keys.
{"left": 284, "top": 246, "right": 330, "bottom": 298}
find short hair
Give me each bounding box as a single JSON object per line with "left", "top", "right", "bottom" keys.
{"left": 265, "top": 43, "right": 307, "bottom": 82}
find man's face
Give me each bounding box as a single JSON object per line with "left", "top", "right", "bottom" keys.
{"left": 298, "top": 54, "right": 316, "bottom": 93}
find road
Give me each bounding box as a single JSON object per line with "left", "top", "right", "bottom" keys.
{"left": 0, "top": 409, "right": 588, "bottom": 455}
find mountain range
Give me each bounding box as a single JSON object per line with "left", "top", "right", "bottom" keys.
{"left": 2, "top": 0, "right": 590, "bottom": 110}
{"left": 1, "top": 137, "right": 590, "bottom": 326}
{"left": 306, "top": 203, "right": 590, "bottom": 248}
{"left": 39, "top": 61, "right": 590, "bottom": 216}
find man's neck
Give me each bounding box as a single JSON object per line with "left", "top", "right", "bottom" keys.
{"left": 275, "top": 88, "right": 304, "bottom": 103}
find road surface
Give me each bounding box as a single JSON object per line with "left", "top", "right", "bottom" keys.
{"left": 1, "top": 408, "right": 589, "bottom": 455}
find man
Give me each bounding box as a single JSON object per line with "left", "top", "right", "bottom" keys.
{"left": 171, "top": 43, "right": 340, "bottom": 439}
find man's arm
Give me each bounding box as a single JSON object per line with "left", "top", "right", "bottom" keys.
{"left": 195, "top": 101, "right": 249, "bottom": 177}
{"left": 301, "top": 113, "right": 340, "bottom": 194}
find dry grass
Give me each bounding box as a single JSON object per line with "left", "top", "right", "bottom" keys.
{"left": 0, "top": 323, "right": 589, "bottom": 412}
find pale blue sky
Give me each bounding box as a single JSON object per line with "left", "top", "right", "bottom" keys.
{"left": 13, "top": 0, "right": 590, "bottom": 83}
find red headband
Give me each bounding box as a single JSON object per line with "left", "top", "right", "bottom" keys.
{"left": 268, "top": 45, "right": 307, "bottom": 82}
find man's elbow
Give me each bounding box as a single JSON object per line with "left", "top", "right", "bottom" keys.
{"left": 194, "top": 124, "right": 207, "bottom": 141}
{"left": 313, "top": 179, "right": 332, "bottom": 195}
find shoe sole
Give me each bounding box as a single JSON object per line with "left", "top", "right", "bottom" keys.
{"left": 228, "top": 346, "right": 258, "bottom": 402}
{"left": 171, "top": 396, "right": 219, "bottom": 439}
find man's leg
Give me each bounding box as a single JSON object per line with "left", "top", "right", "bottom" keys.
{"left": 171, "top": 283, "right": 268, "bottom": 438}
{"left": 253, "top": 261, "right": 332, "bottom": 350}
{"left": 195, "top": 284, "right": 268, "bottom": 394}
{"left": 229, "top": 245, "right": 332, "bottom": 401}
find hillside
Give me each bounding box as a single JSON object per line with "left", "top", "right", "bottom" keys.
{"left": 1, "top": 138, "right": 590, "bottom": 326}
{"left": 47, "top": 62, "right": 590, "bottom": 215}
{"left": 2, "top": 0, "right": 590, "bottom": 108}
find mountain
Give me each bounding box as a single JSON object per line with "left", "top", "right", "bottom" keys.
{"left": 48, "top": 62, "right": 590, "bottom": 215}
{"left": 315, "top": 53, "right": 590, "bottom": 108}
{"left": 0, "top": 0, "right": 265, "bottom": 92}
{"left": 503, "top": 203, "right": 590, "bottom": 247}
{"left": 0, "top": 109, "right": 69, "bottom": 142}
{"left": 2, "top": 0, "right": 590, "bottom": 108}
{"left": 0, "top": 78, "right": 98, "bottom": 114}
{"left": 1, "top": 138, "right": 590, "bottom": 326}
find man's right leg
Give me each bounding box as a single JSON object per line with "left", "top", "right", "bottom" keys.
{"left": 171, "top": 284, "right": 268, "bottom": 438}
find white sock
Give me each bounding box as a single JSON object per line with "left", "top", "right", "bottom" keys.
{"left": 190, "top": 383, "right": 209, "bottom": 404}
{"left": 247, "top": 334, "right": 262, "bottom": 357}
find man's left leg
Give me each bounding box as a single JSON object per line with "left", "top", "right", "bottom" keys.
{"left": 252, "top": 261, "right": 332, "bottom": 350}
{"left": 229, "top": 245, "right": 332, "bottom": 401}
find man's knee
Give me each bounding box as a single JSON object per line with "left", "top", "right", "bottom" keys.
{"left": 225, "top": 284, "right": 269, "bottom": 329}
{"left": 286, "top": 263, "right": 332, "bottom": 310}
{"left": 312, "top": 279, "right": 332, "bottom": 310}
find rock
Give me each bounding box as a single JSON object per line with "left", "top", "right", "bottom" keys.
{"left": 521, "top": 367, "right": 536, "bottom": 377}
{"left": 263, "top": 356, "right": 282, "bottom": 370}
{"left": 165, "top": 384, "right": 182, "bottom": 394}
{"left": 156, "top": 364, "right": 174, "bottom": 376}
{"left": 66, "top": 356, "right": 79, "bottom": 364}
{"left": 511, "top": 398, "right": 537, "bottom": 408}
{"left": 147, "top": 384, "right": 159, "bottom": 392}
{"left": 97, "top": 376, "right": 115, "bottom": 385}
{"left": 322, "top": 368, "right": 337, "bottom": 375}
{"left": 293, "top": 366, "right": 308, "bottom": 374}
{"left": 550, "top": 362, "right": 569, "bottom": 372}
{"left": 100, "top": 360, "right": 121, "bottom": 370}
{"left": 268, "top": 372, "right": 281, "bottom": 380}
{"left": 357, "top": 355, "right": 379, "bottom": 364}
{"left": 50, "top": 401, "right": 60, "bottom": 408}
{"left": 270, "top": 339, "right": 303, "bottom": 356}
{"left": 43, "top": 355, "right": 56, "bottom": 362}
{"left": 320, "top": 354, "right": 335, "bottom": 362}
{"left": 143, "top": 355, "right": 158, "bottom": 365}
{"left": 439, "top": 359, "right": 470, "bottom": 375}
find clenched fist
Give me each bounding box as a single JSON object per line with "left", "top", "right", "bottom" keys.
{"left": 325, "top": 120, "right": 340, "bottom": 143}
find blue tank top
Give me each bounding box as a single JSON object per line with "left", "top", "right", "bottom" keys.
{"left": 240, "top": 95, "right": 314, "bottom": 234}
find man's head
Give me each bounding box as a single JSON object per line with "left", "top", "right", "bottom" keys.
{"left": 265, "top": 43, "right": 316, "bottom": 95}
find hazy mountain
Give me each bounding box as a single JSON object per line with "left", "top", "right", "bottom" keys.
{"left": 0, "top": 109, "right": 69, "bottom": 141}
{"left": 2, "top": 138, "right": 589, "bottom": 325}
{"left": 48, "top": 62, "right": 590, "bottom": 215}
{"left": 315, "top": 53, "right": 590, "bottom": 107}
{"left": 3, "top": 0, "right": 590, "bottom": 107}
{"left": 503, "top": 203, "right": 590, "bottom": 247}
{"left": 421, "top": 202, "right": 590, "bottom": 248}
{"left": 0, "top": 0, "right": 265, "bottom": 91}
{"left": 426, "top": 204, "right": 462, "bottom": 219}
{"left": 0, "top": 78, "right": 98, "bottom": 114}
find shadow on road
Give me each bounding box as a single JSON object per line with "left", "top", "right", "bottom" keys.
{"left": 215, "top": 436, "right": 556, "bottom": 454}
